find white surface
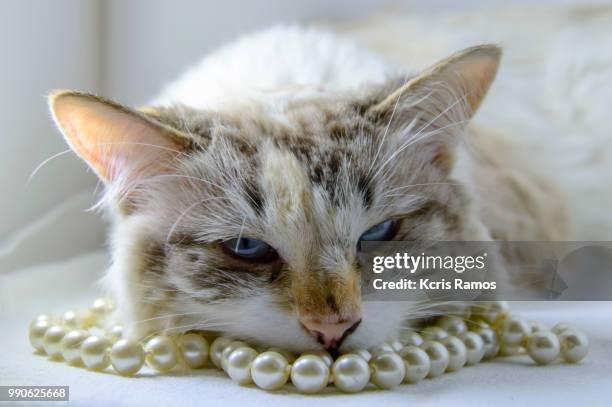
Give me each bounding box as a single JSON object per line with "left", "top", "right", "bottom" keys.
{"left": 0, "top": 0, "right": 102, "bottom": 271}
{"left": 1, "top": 252, "right": 611, "bottom": 406}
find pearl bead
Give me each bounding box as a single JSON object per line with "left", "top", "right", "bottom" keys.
{"left": 43, "top": 325, "right": 68, "bottom": 359}
{"left": 90, "top": 298, "right": 113, "bottom": 321}
{"left": 390, "top": 340, "right": 404, "bottom": 352}
{"left": 250, "top": 351, "right": 290, "bottom": 391}
{"left": 80, "top": 335, "right": 111, "bottom": 370}
{"left": 441, "top": 336, "right": 467, "bottom": 372}
{"left": 558, "top": 330, "right": 589, "bottom": 363}
{"left": 60, "top": 330, "right": 89, "bottom": 365}
{"left": 437, "top": 316, "right": 468, "bottom": 336}
{"left": 499, "top": 343, "right": 521, "bottom": 356}
{"left": 526, "top": 331, "right": 560, "bottom": 365}
{"left": 399, "top": 346, "right": 430, "bottom": 384}
{"left": 210, "top": 337, "right": 234, "bottom": 368}
{"left": 290, "top": 355, "right": 330, "bottom": 394}
{"left": 477, "top": 301, "right": 510, "bottom": 324}
{"left": 110, "top": 339, "right": 145, "bottom": 376}
{"left": 421, "top": 326, "right": 449, "bottom": 341}
{"left": 267, "top": 347, "right": 297, "bottom": 364}
{"left": 552, "top": 322, "right": 574, "bottom": 335}
{"left": 32, "top": 314, "right": 51, "bottom": 324}
{"left": 352, "top": 349, "right": 372, "bottom": 363}
{"left": 79, "top": 310, "right": 97, "bottom": 328}
{"left": 144, "top": 336, "right": 179, "bottom": 372}
{"left": 332, "top": 354, "right": 370, "bottom": 393}
{"left": 303, "top": 350, "right": 334, "bottom": 367}
{"left": 459, "top": 331, "right": 485, "bottom": 366}
{"left": 369, "top": 351, "right": 406, "bottom": 389}
{"left": 421, "top": 341, "right": 449, "bottom": 378}
{"left": 226, "top": 347, "right": 258, "bottom": 385}
{"left": 106, "top": 324, "right": 124, "bottom": 342}
{"left": 474, "top": 327, "right": 500, "bottom": 359}
{"left": 177, "top": 333, "right": 209, "bottom": 369}
{"left": 61, "top": 311, "right": 80, "bottom": 329}
{"left": 399, "top": 331, "right": 424, "bottom": 347}
{"left": 29, "top": 319, "right": 52, "bottom": 353}
{"left": 529, "top": 321, "right": 549, "bottom": 334}
{"left": 221, "top": 341, "right": 249, "bottom": 371}
{"left": 499, "top": 316, "right": 530, "bottom": 347}
{"left": 369, "top": 343, "right": 395, "bottom": 356}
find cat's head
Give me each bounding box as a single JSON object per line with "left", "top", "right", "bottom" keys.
{"left": 49, "top": 45, "right": 500, "bottom": 352}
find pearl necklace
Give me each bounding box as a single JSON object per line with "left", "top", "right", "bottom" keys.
{"left": 29, "top": 298, "right": 589, "bottom": 394}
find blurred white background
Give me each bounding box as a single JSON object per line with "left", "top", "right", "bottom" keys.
{"left": 0, "top": 0, "right": 593, "bottom": 273}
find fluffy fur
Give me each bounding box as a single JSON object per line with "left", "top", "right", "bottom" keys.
{"left": 50, "top": 26, "right": 571, "bottom": 352}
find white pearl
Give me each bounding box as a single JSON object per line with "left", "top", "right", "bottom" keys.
{"left": 110, "top": 339, "right": 145, "bottom": 376}
{"left": 399, "top": 331, "right": 424, "bottom": 347}
{"left": 90, "top": 298, "right": 112, "bottom": 322}
{"left": 61, "top": 311, "right": 81, "bottom": 329}
{"left": 474, "top": 327, "right": 500, "bottom": 359}
{"left": 43, "top": 325, "right": 68, "bottom": 359}
{"left": 250, "top": 351, "right": 290, "bottom": 390}
{"left": 459, "top": 331, "right": 485, "bottom": 366}
{"left": 526, "top": 331, "right": 560, "bottom": 365}
{"left": 437, "top": 316, "right": 468, "bottom": 336}
{"left": 552, "top": 322, "right": 574, "bottom": 335}
{"left": 500, "top": 316, "right": 530, "bottom": 347}
{"left": 369, "top": 352, "right": 406, "bottom": 389}
{"left": 221, "top": 341, "right": 249, "bottom": 371}
{"left": 399, "top": 346, "right": 430, "bottom": 384}
{"left": 106, "top": 324, "right": 124, "bottom": 342}
{"left": 421, "top": 341, "right": 449, "bottom": 378}
{"left": 441, "top": 336, "right": 467, "bottom": 372}
{"left": 421, "top": 326, "right": 449, "bottom": 341}
{"left": 29, "top": 319, "right": 52, "bottom": 352}
{"left": 177, "top": 333, "right": 209, "bottom": 369}
{"left": 499, "top": 343, "right": 521, "bottom": 356}
{"left": 32, "top": 314, "right": 51, "bottom": 324}
{"left": 369, "top": 343, "right": 395, "bottom": 356}
{"left": 529, "top": 321, "right": 549, "bottom": 334}
{"left": 267, "top": 347, "right": 296, "bottom": 364}
{"left": 559, "top": 330, "right": 589, "bottom": 363}
{"left": 476, "top": 301, "right": 510, "bottom": 324}
{"left": 80, "top": 335, "right": 111, "bottom": 370}
{"left": 144, "top": 336, "right": 179, "bottom": 372}
{"left": 79, "top": 310, "right": 97, "bottom": 328}
{"left": 303, "top": 350, "right": 334, "bottom": 367}
{"left": 226, "top": 347, "right": 258, "bottom": 385}
{"left": 210, "top": 337, "right": 234, "bottom": 368}
{"left": 290, "top": 355, "right": 330, "bottom": 393}
{"left": 332, "top": 354, "right": 370, "bottom": 393}
{"left": 60, "top": 330, "right": 89, "bottom": 365}
{"left": 390, "top": 340, "right": 404, "bottom": 352}
{"left": 352, "top": 349, "right": 372, "bottom": 363}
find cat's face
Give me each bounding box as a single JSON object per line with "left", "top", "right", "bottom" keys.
{"left": 50, "top": 45, "right": 500, "bottom": 352}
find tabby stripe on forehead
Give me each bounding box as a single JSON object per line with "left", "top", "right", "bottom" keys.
{"left": 357, "top": 175, "right": 374, "bottom": 209}
{"left": 243, "top": 179, "right": 265, "bottom": 215}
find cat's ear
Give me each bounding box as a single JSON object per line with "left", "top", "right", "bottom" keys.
{"left": 368, "top": 45, "right": 500, "bottom": 172}
{"left": 49, "top": 91, "right": 190, "bottom": 185}
{"left": 371, "top": 44, "right": 501, "bottom": 122}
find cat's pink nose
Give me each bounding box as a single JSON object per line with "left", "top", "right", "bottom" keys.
{"left": 300, "top": 316, "right": 362, "bottom": 350}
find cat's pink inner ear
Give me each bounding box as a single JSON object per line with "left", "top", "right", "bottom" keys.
{"left": 49, "top": 91, "right": 185, "bottom": 184}
{"left": 374, "top": 44, "right": 502, "bottom": 118}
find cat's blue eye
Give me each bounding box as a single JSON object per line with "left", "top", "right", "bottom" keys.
{"left": 358, "top": 219, "right": 399, "bottom": 246}
{"left": 222, "top": 237, "right": 278, "bottom": 262}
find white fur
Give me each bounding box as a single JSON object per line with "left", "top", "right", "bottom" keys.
{"left": 153, "top": 26, "right": 398, "bottom": 111}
